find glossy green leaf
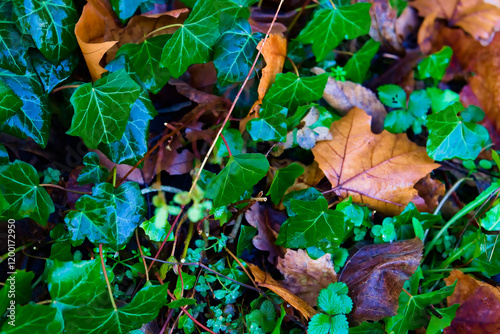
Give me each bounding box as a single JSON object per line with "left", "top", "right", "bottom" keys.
{"left": 213, "top": 19, "right": 262, "bottom": 86}
{"left": 268, "top": 163, "right": 304, "bottom": 205}
{"left": 12, "top": 0, "right": 78, "bottom": 61}
{"left": 62, "top": 284, "right": 170, "bottom": 334}
{"left": 116, "top": 34, "right": 171, "bottom": 94}
{"left": 205, "top": 153, "right": 269, "bottom": 208}
{"left": 344, "top": 39, "right": 380, "bottom": 83}
{"left": 46, "top": 259, "right": 112, "bottom": 311}
{"left": 461, "top": 105, "right": 485, "bottom": 123}
{"left": 0, "top": 69, "right": 51, "bottom": 147}
{"left": 77, "top": 152, "right": 109, "bottom": 186}
{"left": 426, "top": 87, "right": 459, "bottom": 113}
{"left": 335, "top": 197, "right": 369, "bottom": 227}
{"left": 160, "top": 0, "right": 221, "bottom": 77}
{"left": 481, "top": 203, "right": 500, "bottom": 231}
{"left": 110, "top": 0, "right": 146, "bottom": 22}
{"left": 67, "top": 69, "right": 142, "bottom": 149}
{"left": 427, "top": 304, "right": 459, "bottom": 334}
{"left": 0, "top": 78, "right": 22, "bottom": 123}
{"left": 388, "top": 282, "right": 456, "bottom": 333}
{"left": 236, "top": 225, "right": 257, "bottom": 257}
{"left": 98, "top": 91, "right": 157, "bottom": 166}
{"left": 140, "top": 205, "right": 175, "bottom": 242}
{"left": 426, "top": 102, "right": 489, "bottom": 161}
{"left": 0, "top": 22, "right": 33, "bottom": 74}
{"left": 0, "top": 270, "right": 34, "bottom": 315}
{"left": 247, "top": 103, "right": 288, "bottom": 142}
{"left": 283, "top": 187, "right": 323, "bottom": 216}
{"left": 30, "top": 50, "right": 77, "bottom": 93}
{"left": 378, "top": 84, "right": 406, "bottom": 109}
{"left": 417, "top": 46, "right": 452, "bottom": 84}
{"left": 276, "top": 197, "right": 348, "bottom": 251}
{"left": 265, "top": 73, "right": 329, "bottom": 112}
{"left": 214, "top": 128, "right": 244, "bottom": 158}
{"left": 0, "top": 160, "right": 54, "bottom": 225}
{"left": 167, "top": 298, "right": 197, "bottom": 309}
{"left": 0, "top": 303, "right": 64, "bottom": 333}
{"left": 297, "top": 3, "right": 371, "bottom": 61}
{"left": 349, "top": 322, "right": 385, "bottom": 334}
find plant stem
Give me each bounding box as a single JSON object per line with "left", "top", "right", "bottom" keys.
{"left": 140, "top": 23, "right": 183, "bottom": 42}
{"left": 40, "top": 183, "right": 92, "bottom": 195}
{"left": 220, "top": 133, "right": 233, "bottom": 157}
{"left": 188, "top": 0, "right": 285, "bottom": 196}
{"left": 111, "top": 167, "right": 117, "bottom": 188}
{"left": 181, "top": 221, "right": 195, "bottom": 261}
{"left": 433, "top": 178, "right": 470, "bottom": 215}
{"left": 99, "top": 244, "right": 117, "bottom": 310}
{"left": 0, "top": 243, "right": 33, "bottom": 263}
{"left": 287, "top": 56, "right": 300, "bottom": 76}
{"left": 135, "top": 229, "right": 150, "bottom": 282}
{"left": 51, "top": 84, "right": 81, "bottom": 94}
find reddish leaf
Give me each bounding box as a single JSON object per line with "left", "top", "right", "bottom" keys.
{"left": 339, "top": 238, "right": 423, "bottom": 323}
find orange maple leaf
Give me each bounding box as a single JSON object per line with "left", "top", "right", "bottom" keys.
{"left": 311, "top": 107, "right": 440, "bottom": 216}
{"left": 411, "top": 0, "right": 500, "bottom": 46}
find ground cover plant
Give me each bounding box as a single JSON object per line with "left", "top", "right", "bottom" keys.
{"left": 1, "top": 0, "right": 500, "bottom": 333}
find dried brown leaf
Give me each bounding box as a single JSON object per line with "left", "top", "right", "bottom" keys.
{"left": 311, "top": 107, "right": 440, "bottom": 216}
{"left": 245, "top": 203, "right": 286, "bottom": 263}
{"left": 311, "top": 67, "right": 387, "bottom": 132}
{"left": 414, "top": 174, "right": 446, "bottom": 213}
{"left": 247, "top": 263, "right": 317, "bottom": 319}
{"left": 339, "top": 238, "right": 423, "bottom": 324}
{"left": 444, "top": 270, "right": 500, "bottom": 333}
{"left": 277, "top": 249, "right": 337, "bottom": 307}
{"left": 411, "top": 0, "right": 500, "bottom": 45}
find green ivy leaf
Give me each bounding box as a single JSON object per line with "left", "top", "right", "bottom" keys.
{"left": 12, "top": 0, "right": 78, "bottom": 61}
{"left": 30, "top": 50, "right": 77, "bottom": 93}
{"left": 426, "top": 87, "right": 459, "bottom": 113}
{"left": 167, "top": 298, "right": 197, "bottom": 309}
{"left": 0, "top": 21, "right": 33, "bottom": 74}
{"left": 276, "top": 197, "right": 348, "bottom": 251}
{"left": 205, "top": 153, "right": 269, "bottom": 208}
{"left": 110, "top": 0, "right": 148, "bottom": 22}
{"left": 0, "top": 160, "right": 54, "bottom": 225}
{"left": 247, "top": 102, "right": 288, "bottom": 142}
{"left": 62, "top": 284, "right": 170, "bottom": 334}
{"left": 296, "top": 3, "right": 371, "bottom": 61}
{"left": 0, "top": 303, "right": 64, "bottom": 333}
{"left": 98, "top": 91, "right": 157, "bottom": 166}
{"left": 417, "top": 46, "right": 452, "bottom": 85}
{"left": 214, "top": 128, "right": 244, "bottom": 159}
{"left": 427, "top": 304, "right": 459, "bottom": 334}
{"left": 265, "top": 73, "right": 329, "bottom": 112}
{"left": 388, "top": 282, "right": 456, "bottom": 333}
{"left": 317, "top": 282, "right": 353, "bottom": 315}
{"left": 0, "top": 78, "right": 22, "bottom": 123}
{"left": 0, "top": 69, "right": 51, "bottom": 147}
{"left": 77, "top": 152, "right": 109, "bottom": 186}
{"left": 213, "top": 19, "right": 262, "bottom": 86}
{"left": 236, "top": 225, "right": 257, "bottom": 257}
{"left": 268, "top": 163, "right": 304, "bottom": 205}
{"left": 140, "top": 205, "right": 175, "bottom": 242}
{"left": 116, "top": 34, "right": 171, "bottom": 94}
{"left": 426, "top": 102, "right": 489, "bottom": 161}
{"left": 481, "top": 204, "right": 500, "bottom": 232}
{"left": 344, "top": 39, "right": 380, "bottom": 83}
{"left": 160, "top": 0, "right": 222, "bottom": 77}
{"left": 46, "top": 259, "right": 112, "bottom": 311}
{"left": 67, "top": 69, "right": 142, "bottom": 149}
{"left": 0, "top": 270, "right": 34, "bottom": 315}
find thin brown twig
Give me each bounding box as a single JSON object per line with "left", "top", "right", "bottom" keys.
{"left": 188, "top": 0, "right": 285, "bottom": 196}
{"left": 51, "top": 84, "right": 81, "bottom": 94}
{"left": 99, "top": 244, "right": 117, "bottom": 309}
{"left": 166, "top": 289, "right": 217, "bottom": 334}
{"left": 40, "top": 183, "right": 92, "bottom": 195}
{"left": 135, "top": 229, "right": 150, "bottom": 282}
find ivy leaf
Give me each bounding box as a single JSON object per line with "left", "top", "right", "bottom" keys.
{"left": 77, "top": 152, "right": 109, "bottom": 186}
{"left": 140, "top": 205, "right": 175, "bottom": 242}
{"left": 317, "top": 282, "right": 353, "bottom": 315}
{"left": 0, "top": 23, "right": 32, "bottom": 74}
{"left": 426, "top": 87, "right": 459, "bottom": 113}
{"left": 0, "top": 270, "right": 34, "bottom": 314}
{"left": 167, "top": 298, "right": 197, "bottom": 309}
{"left": 0, "top": 69, "right": 51, "bottom": 147}
{"left": 0, "top": 78, "right": 22, "bottom": 123}
{"left": 160, "top": 0, "right": 222, "bottom": 78}
{"left": 12, "top": 0, "right": 78, "bottom": 62}
{"left": 214, "top": 128, "right": 244, "bottom": 159}
{"left": 98, "top": 91, "right": 157, "bottom": 166}
{"left": 63, "top": 284, "right": 170, "bottom": 334}
{"left": 344, "top": 39, "right": 380, "bottom": 83}
{"left": 268, "top": 163, "right": 304, "bottom": 205}
{"left": 115, "top": 34, "right": 172, "bottom": 94}
{"left": 46, "top": 259, "right": 112, "bottom": 311}
{"left": 67, "top": 69, "right": 142, "bottom": 149}
{"left": 236, "top": 225, "right": 257, "bottom": 257}
{"left": 30, "top": 50, "right": 77, "bottom": 93}
{"left": 276, "top": 197, "right": 349, "bottom": 251}
{"left": 205, "top": 153, "right": 269, "bottom": 208}
{"left": 296, "top": 3, "right": 371, "bottom": 61}
{"left": 246, "top": 102, "right": 288, "bottom": 142}
{"left": 388, "top": 282, "right": 456, "bottom": 333}
{"left": 265, "top": 73, "right": 329, "bottom": 112}
{"left": 213, "top": 19, "right": 263, "bottom": 86}
{"left": 417, "top": 46, "right": 452, "bottom": 84}
{"left": 0, "top": 160, "right": 54, "bottom": 225}
{"left": 109, "top": 0, "right": 148, "bottom": 22}
{"left": 481, "top": 204, "right": 500, "bottom": 232}
{"left": 426, "top": 102, "right": 489, "bottom": 161}
{"left": 0, "top": 303, "right": 64, "bottom": 333}
{"left": 427, "top": 304, "right": 460, "bottom": 334}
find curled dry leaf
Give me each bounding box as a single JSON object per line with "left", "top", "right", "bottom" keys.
{"left": 277, "top": 249, "right": 337, "bottom": 307}
{"left": 311, "top": 67, "right": 386, "bottom": 132}
{"left": 413, "top": 174, "right": 446, "bottom": 213}
{"left": 245, "top": 203, "right": 286, "bottom": 263}
{"left": 75, "top": 0, "right": 119, "bottom": 81}
{"left": 312, "top": 107, "right": 440, "bottom": 216}
{"left": 339, "top": 238, "right": 423, "bottom": 324}
{"left": 94, "top": 150, "right": 145, "bottom": 184}
{"left": 411, "top": 0, "right": 500, "bottom": 46}
{"left": 247, "top": 263, "right": 317, "bottom": 319}
{"left": 444, "top": 269, "right": 500, "bottom": 333}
